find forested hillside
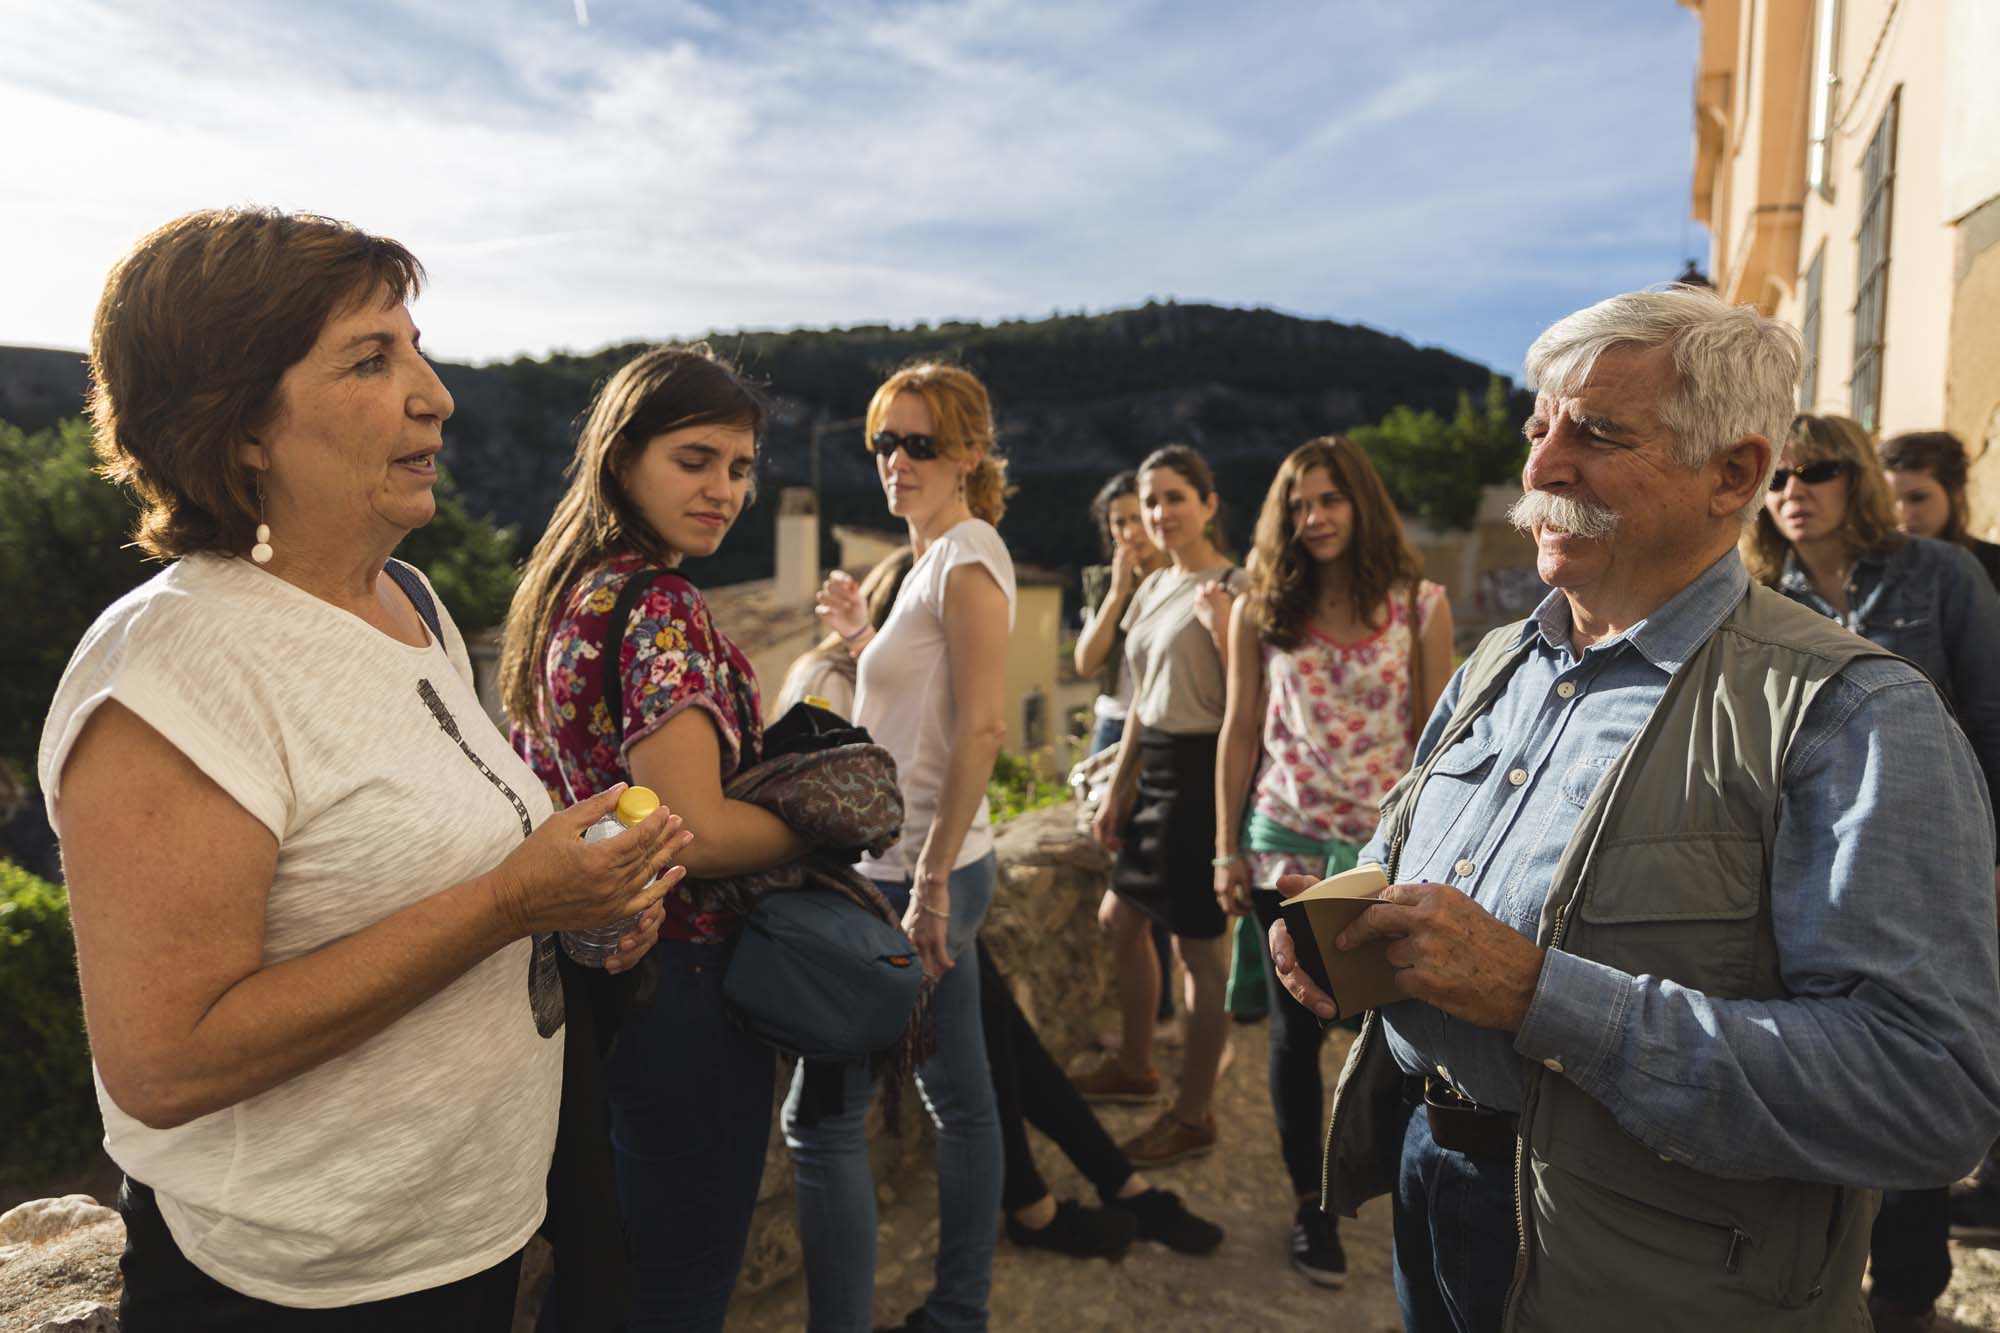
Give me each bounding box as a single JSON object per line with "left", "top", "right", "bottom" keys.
{"left": 0, "top": 300, "right": 1527, "bottom": 588}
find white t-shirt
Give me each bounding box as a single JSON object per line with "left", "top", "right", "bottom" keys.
{"left": 854, "top": 520, "right": 1016, "bottom": 881}
{"left": 37, "top": 554, "right": 561, "bottom": 1308}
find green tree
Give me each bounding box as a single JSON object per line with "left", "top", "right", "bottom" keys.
{"left": 1352, "top": 375, "right": 1526, "bottom": 530}
{"left": 0, "top": 418, "right": 153, "bottom": 772}
{"left": 392, "top": 470, "right": 520, "bottom": 634}
{"left": 0, "top": 419, "right": 520, "bottom": 773}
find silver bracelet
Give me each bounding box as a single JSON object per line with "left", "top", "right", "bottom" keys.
{"left": 917, "top": 902, "right": 950, "bottom": 920}
{"left": 1211, "top": 854, "right": 1240, "bottom": 867}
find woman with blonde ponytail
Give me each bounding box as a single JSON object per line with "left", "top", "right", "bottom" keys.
{"left": 800, "top": 361, "right": 1018, "bottom": 1332}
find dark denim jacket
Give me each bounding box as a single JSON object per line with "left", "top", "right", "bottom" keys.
{"left": 1780, "top": 535, "right": 2000, "bottom": 849}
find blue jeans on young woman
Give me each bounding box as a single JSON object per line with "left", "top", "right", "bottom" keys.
{"left": 601, "top": 937, "right": 776, "bottom": 1332}
{"left": 782, "top": 853, "right": 1002, "bottom": 1333}
{"left": 1393, "top": 1093, "right": 1521, "bottom": 1333}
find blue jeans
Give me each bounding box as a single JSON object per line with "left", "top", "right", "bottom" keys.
{"left": 1087, "top": 711, "right": 1124, "bottom": 756}
{"left": 1394, "top": 1096, "right": 1520, "bottom": 1333}
{"left": 782, "top": 854, "right": 1002, "bottom": 1332}
{"left": 602, "top": 938, "right": 775, "bottom": 1332}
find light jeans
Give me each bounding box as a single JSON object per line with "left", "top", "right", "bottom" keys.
{"left": 782, "top": 853, "right": 1002, "bottom": 1332}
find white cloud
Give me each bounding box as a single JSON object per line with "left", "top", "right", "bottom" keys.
{"left": 0, "top": 0, "right": 1702, "bottom": 371}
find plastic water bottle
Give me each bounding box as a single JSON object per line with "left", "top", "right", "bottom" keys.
{"left": 559, "top": 785, "right": 662, "bottom": 967}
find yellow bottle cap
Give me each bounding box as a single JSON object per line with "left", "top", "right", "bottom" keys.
{"left": 615, "top": 786, "right": 661, "bottom": 827}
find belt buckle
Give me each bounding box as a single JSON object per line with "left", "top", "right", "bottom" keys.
{"left": 1424, "top": 1076, "right": 1480, "bottom": 1115}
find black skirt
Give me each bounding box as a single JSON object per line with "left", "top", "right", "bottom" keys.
{"left": 1111, "top": 726, "right": 1226, "bottom": 940}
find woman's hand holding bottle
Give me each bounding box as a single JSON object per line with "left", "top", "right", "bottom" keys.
{"left": 484, "top": 783, "right": 691, "bottom": 947}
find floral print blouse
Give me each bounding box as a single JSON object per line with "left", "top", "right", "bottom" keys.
{"left": 512, "top": 552, "right": 762, "bottom": 941}
{"left": 1251, "top": 580, "right": 1446, "bottom": 848}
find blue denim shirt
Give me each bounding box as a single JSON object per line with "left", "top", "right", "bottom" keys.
{"left": 1371, "top": 548, "right": 2000, "bottom": 1186}
{"left": 1778, "top": 535, "right": 2000, "bottom": 855}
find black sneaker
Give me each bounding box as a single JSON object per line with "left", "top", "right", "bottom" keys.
{"left": 873, "top": 1309, "right": 931, "bottom": 1333}
{"left": 1006, "top": 1198, "right": 1138, "bottom": 1260}
{"left": 1292, "top": 1200, "right": 1348, "bottom": 1287}
{"left": 1109, "top": 1187, "right": 1225, "bottom": 1255}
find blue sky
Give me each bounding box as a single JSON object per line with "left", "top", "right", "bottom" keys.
{"left": 0, "top": 0, "right": 1705, "bottom": 378}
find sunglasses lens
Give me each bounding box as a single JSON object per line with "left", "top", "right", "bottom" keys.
{"left": 870, "top": 432, "right": 940, "bottom": 460}
{"left": 1770, "top": 461, "right": 1843, "bottom": 490}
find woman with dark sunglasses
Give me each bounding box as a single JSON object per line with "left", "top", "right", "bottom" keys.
{"left": 798, "top": 362, "right": 1016, "bottom": 1332}
{"left": 1747, "top": 411, "right": 2000, "bottom": 1332}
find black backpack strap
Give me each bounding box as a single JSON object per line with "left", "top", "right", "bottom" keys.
{"left": 382, "top": 559, "right": 444, "bottom": 644}
{"left": 601, "top": 569, "right": 665, "bottom": 749}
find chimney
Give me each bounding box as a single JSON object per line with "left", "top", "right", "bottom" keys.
{"left": 774, "top": 487, "right": 819, "bottom": 607}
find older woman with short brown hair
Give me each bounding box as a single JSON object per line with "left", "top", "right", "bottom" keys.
{"left": 39, "top": 207, "right": 686, "bottom": 1330}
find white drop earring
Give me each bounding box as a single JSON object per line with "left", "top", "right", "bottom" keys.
{"left": 251, "top": 475, "right": 274, "bottom": 565}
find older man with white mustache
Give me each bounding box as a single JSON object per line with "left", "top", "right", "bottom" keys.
{"left": 1267, "top": 286, "right": 2000, "bottom": 1333}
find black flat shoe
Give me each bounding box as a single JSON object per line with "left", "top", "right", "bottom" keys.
{"left": 1108, "top": 1187, "right": 1225, "bottom": 1255}
{"left": 1006, "top": 1197, "right": 1139, "bottom": 1260}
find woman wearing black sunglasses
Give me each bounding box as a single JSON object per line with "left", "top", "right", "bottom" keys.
{"left": 797, "top": 361, "right": 1016, "bottom": 1333}
{"left": 1747, "top": 410, "right": 2000, "bottom": 1333}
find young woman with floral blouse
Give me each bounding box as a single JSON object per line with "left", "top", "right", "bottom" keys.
{"left": 501, "top": 345, "right": 807, "bottom": 1332}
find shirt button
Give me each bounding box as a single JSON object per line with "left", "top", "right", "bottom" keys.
{"left": 1542, "top": 1057, "right": 1564, "bottom": 1074}
{"left": 1508, "top": 767, "right": 1528, "bottom": 786}
{"left": 1556, "top": 681, "right": 1577, "bottom": 699}
{"left": 1453, "top": 858, "right": 1476, "bottom": 878}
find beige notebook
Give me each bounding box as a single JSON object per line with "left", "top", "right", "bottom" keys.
{"left": 1277, "top": 862, "right": 1403, "bottom": 1020}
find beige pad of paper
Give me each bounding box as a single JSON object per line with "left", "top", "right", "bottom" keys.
{"left": 1277, "top": 861, "right": 1403, "bottom": 1020}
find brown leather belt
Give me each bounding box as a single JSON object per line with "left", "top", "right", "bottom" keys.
{"left": 1424, "top": 1077, "right": 1519, "bottom": 1160}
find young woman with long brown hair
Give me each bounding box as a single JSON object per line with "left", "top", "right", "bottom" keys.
{"left": 501, "top": 345, "right": 808, "bottom": 1331}
{"left": 1213, "top": 436, "right": 1452, "bottom": 1287}
{"left": 1082, "top": 444, "right": 1242, "bottom": 1167}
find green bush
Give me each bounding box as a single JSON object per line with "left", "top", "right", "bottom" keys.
{"left": 987, "top": 750, "right": 1068, "bottom": 824}
{"left": 0, "top": 860, "right": 99, "bottom": 1183}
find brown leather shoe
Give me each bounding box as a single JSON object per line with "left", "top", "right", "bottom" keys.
{"left": 1071, "top": 1055, "right": 1161, "bottom": 1105}
{"left": 1121, "top": 1109, "right": 1218, "bottom": 1166}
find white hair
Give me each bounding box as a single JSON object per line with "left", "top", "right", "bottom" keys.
{"left": 1525, "top": 285, "right": 1804, "bottom": 508}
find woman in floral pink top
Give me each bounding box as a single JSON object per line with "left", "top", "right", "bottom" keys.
{"left": 500, "top": 345, "right": 809, "bottom": 1331}
{"left": 1213, "top": 436, "right": 1454, "bottom": 1289}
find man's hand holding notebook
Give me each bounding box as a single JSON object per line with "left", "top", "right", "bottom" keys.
{"left": 1276, "top": 861, "right": 1404, "bottom": 1020}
